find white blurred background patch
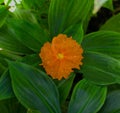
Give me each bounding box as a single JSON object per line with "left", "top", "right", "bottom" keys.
{"left": 93, "top": 0, "right": 109, "bottom": 14}
{"left": 4, "top": 0, "right": 22, "bottom": 12}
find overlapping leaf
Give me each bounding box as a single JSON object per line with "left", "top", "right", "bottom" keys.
{"left": 81, "top": 31, "right": 120, "bottom": 85}
{"left": 98, "top": 90, "right": 120, "bottom": 113}
{"left": 0, "top": 70, "right": 14, "bottom": 100}
{"left": 21, "top": 0, "right": 50, "bottom": 29}
{"left": 68, "top": 79, "right": 107, "bottom": 113}
{"left": 9, "top": 62, "right": 61, "bottom": 113}
{"left": 0, "top": 26, "right": 33, "bottom": 55}
{"left": 0, "top": 56, "right": 7, "bottom": 75}
{"left": 0, "top": 98, "right": 26, "bottom": 113}
{"left": 7, "top": 19, "right": 49, "bottom": 52}
{"left": 22, "top": 0, "right": 49, "bottom": 11}
{"left": 12, "top": 8, "right": 38, "bottom": 23}
{"left": 101, "top": 13, "right": 120, "bottom": 33}
{"left": 49, "top": 0, "right": 93, "bottom": 37}
{"left": 21, "top": 54, "right": 41, "bottom": 67}
{"left": 0, "top": 49, "right": 22, "bottom": 61}
{"left": 0, "top": 5, "right": 8, "bottom": 27}
{"left": 57, "top": 73, "right": 75, "bottom": 104}
{"left": 64, "top": 23, "right": 84, "bottom": 43}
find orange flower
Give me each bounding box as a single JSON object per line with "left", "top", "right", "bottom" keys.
{"left": 39, "top": 34, "right": 83, "bottom": 80}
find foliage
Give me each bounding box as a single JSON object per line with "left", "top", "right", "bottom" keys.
{"left": 0, "top": 0, "right": 120, "bottom": 113}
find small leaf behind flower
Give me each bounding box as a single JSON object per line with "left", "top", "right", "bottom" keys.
{"left": 100, "top": 13, "right": 120, "bottom": 33}
{"left": 49, "top": 0, "right": 93, "bottom": 37}
{"left": 64, "top": 23, "right": 84, "bottom": 44}
{"left": 57, "top": 73, "right": 75, "bottom": 104}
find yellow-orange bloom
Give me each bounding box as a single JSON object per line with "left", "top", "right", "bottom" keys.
{"left": 39, "top": 34, "right": 83, "bottom": 80}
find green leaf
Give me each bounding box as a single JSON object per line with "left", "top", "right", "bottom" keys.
{"left": 7, "top": 19, "right": 49, "bottom": 52}
{"left": 64, "top": 23, "right": 84, "bottom": 43}
{"left": 68, "top": 79, "right": 107, "bottom": 113}
{"left": 0, "top": 55, "right": 8, "bottom": 75}
{"left": 0, "top": 98, "right": 26, "bottom": 113}
{"left": 0, "top": 5, "right": 8, "bottom": 27}
{"left": 0, "top": 49, "right": 22, "bottom": 61}
{"left": 27, "top": 109, "right": 41, "bottom": 113}
{"left": 98, "top": 90, "right": 120, "bottom": 113}
{"left": 0, "top": 26, "right": 33, "bottom": 55}
{"left": 0, "top": 64, "right": 6, "bottom": 75}
{"left": 100, "top": 13, "right": 120, "bottom": 33}
{"left": 0, "top": 55, "right": 8, "bottom": 67}
{"left": 21, "top": 54, "right": 41, "bottom": 67}
{"left": 108, "top": 84, "right": 120, "bottom": 93}
{"left": 49, "top": 0, "right": 93, "bottom": 37}
{"left": 81, "top": 31, "right": 120, "bottom": 85}
{"left": 21, "top": 0, "right": 50, "bottom": 29}
{"left": 12, "top": 8, "right": 38, "bottom": 23}
{"left": 103, "top": 0, "right": 113, "bottom": 11}
{"left": 20, "top": 54, "right": 43, "bottom": 71}
{"left": 0, "top": 70, "right": 14, "bottom": 100}
{"left": 0, "top": 57, "right": 7, "bottom": 75}
{"left": 0, "top": 0, "right": 4, "bottom": 4}
{"left": 9, "top": 62, "right": 61, "bottom": 113}
{"left": 22, "top": 0, "right": 49, "bottom": 10}
{"left": 57, "top": 73, "right": 75, "bottom": 104}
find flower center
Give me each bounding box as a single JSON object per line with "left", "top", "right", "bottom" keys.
{"left": 57, "top": 53, "right": 64, "bottom": 59}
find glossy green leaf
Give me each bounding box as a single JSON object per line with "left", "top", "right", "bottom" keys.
{"left": 49, "top": 0, "right": 93, "bottom": 37}
{"left": 7, "top": 19, "right": 49, "bottom": 52}
{"left": 21, "top": 0, "right": 49, "bottom": 29}
{"left": 9, "top": 62, "right": 61, "bottom": 113}
{"left": 57, "top": 73, "right": 75, "bottom": 104}
{"left": 0, "top": 5, "right": 8, "bottom": 27}
{"left": 81, "top": 31, "right": 120, "bottom": 85}
{"left": 68, "top": 79, "right": 107, "bottom": 113}
{"left": 98, "top": 90, "right": 120, "bottom": 113}
{"left": 0, "top": 98, "right": 26, "bottom": 113}
{"left": 0, "top": 26, "right": 33, "bottom": 55}
{"left": 20, "top": 54, "right": 43, "bottom": 71}
{"left": 64, "top": 23, "right": 84, "bottom": 43}
{"left": 22, "top": 0, "right": 49, "bottom": 10}
{"left": 0, "top": 49, "right": 22, "bottom": 61}
{"left": 21, "top": 54, "right": 41, "bottom": 67}
{"left": 0, "top": 57, "right": 7, "bottom": 75}
{"left": 0, "top": 55, "right": 8, "bottom": 75}
{"left": 100, "top": 13, "right": 120, "bottom": 33}
{"left": 12, "top": 8, "right": 38, "bottom": 23}
{"left": 0, "top": 70, "right": 14, "bottom": 100}
{"left": 0, "top": 64, "right": 6, "bottom": 75}
{"left": 0, "top": 55, "right": 8, "bottom": 67}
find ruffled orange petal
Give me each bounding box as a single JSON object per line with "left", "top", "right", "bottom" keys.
{"left": 39, "top": 34, "right": 83, "bottom": 80}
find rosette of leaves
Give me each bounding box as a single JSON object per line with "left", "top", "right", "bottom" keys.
{"left": 0, "top": 0, "right": 120, "bottom": 113}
